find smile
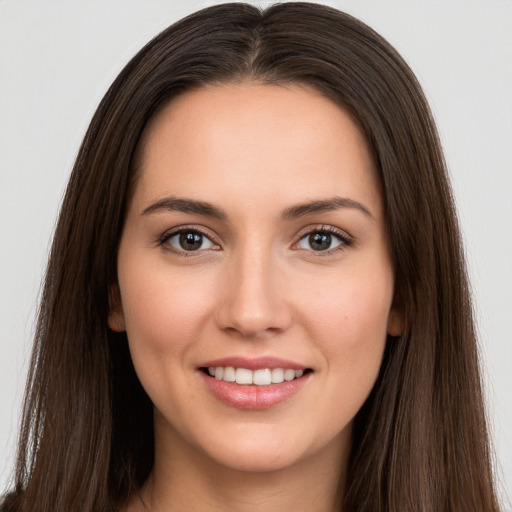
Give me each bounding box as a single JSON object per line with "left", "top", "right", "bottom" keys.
{"left": 199, "top": 360, "right": 312, "bottom": 409}
{"left": 205, "top": 366, "right": 306, "bottom": 385}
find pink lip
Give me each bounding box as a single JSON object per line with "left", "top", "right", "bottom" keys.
{"left": 199, "top": 370, "right": 311, "bottom": 409}
{"left": 200, "top": 356, "right": 307, "bottom": 371}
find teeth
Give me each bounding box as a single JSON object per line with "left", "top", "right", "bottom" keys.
{"left": 223, "top": 366, "right": 236, "bottom": 382}
{"left": 253, "top": 369, "right": 271, "bottom": 386}
{"left": 271, "top": 368, "right": 284, "bottom": 384}
{"left": 235, "top": 368, "right": 253, "bottom": 385}
{"left": 284, "top": 369, "right": 296, "bottom": 381}
{"left": 206, "top": 366, "right": 306, "bottom": 385}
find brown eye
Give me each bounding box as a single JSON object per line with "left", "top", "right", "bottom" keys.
{"left": 309, "top": 233, "right": 332, "bottom": 251}
{"left": 297, "top": 230, "right": 345, "bottom": 252}
{"left": 165, "top": 230, "right": 217, "bottom": 252}
{"left": 179, "top": 232, "right": 203, "bottom": 251}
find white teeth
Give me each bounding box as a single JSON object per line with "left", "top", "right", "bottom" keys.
{"left": 271, "top": 368, "right": 284, "bottom": 384}
{"left": 235, "top": 368, "right": 253, "bottom": 385}
{"left": 284, "top": 369, "right": 296, "bottom": 381}
{"left": 206, "top": 366, "right": 307, "bottom": 385}
{"left": 223, "top": 366, "right": 236, "bottom": 382}
{"left": 253, "top": 369, "right": 272, "bottom": 386}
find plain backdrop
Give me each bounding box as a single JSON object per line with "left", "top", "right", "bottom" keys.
{"left": 1, "top": 0, "right": 511, "bottom": 507}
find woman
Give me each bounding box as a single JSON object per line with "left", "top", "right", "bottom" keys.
{"left": 2, "top": 3, "right": 500, "bottom": 511}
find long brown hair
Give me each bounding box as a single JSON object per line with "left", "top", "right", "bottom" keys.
{"left": 5, "top": 3, "right": 499, "bottom": 511}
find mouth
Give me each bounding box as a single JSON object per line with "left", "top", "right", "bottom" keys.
{"left": 200, "top": 366, "right": 312, "bottom": 386}
{"left": 198, "top": 359, "right": 313, "bottom": 409}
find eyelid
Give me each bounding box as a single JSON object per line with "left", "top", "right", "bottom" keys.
{"left": 156, "top": 223, "right": 352, "bottom": 256}
{"left": 158, "top": 225, "right": 221, "bottom": 255}
{"left": 291, "top": 224, "right": 353, "bottom": 254}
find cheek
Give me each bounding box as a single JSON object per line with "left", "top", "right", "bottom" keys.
{"left": 118, "top": 261, "right": 216, "bottom": 356}
{"left": 304, "top": 266, "right": 392, "bottom": 327}
{"left": 117, "top": 262, "right": 220, "bottom": 414}
{"left": 299, "top": 264, "right": 393, "bottom": 374}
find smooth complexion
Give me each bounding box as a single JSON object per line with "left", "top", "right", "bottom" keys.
{"left": 111, "top": 82, "right": 402, "bottom": 512}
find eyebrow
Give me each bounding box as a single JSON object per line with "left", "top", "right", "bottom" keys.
{"left": 141, "top": 195, "right": 373, "bottom": 221}
{"left": 141, "top": 197, "right": 227, "bottom": 219}
{"left": 282, "top": 196, "right": 374, "bottom": 220}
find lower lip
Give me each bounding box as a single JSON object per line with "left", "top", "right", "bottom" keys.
{"left": 199, "top": 371, "right": 311, "bottom": 409}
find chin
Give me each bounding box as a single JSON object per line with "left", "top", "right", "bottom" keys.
{"left": 191, "top": 420, "right": 349, "bottom": 475}
{"left": 207, "top": 444, "right": 307, "bottom": 474}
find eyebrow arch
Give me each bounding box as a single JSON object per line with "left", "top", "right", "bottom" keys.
{"left": 282, "top": 196, "right": 374, "bottom": 220}
{"left": 141, "top": 195, "right": 373, "bottom": 221}
{"left": 141, "top": 196, "right": 227, "bottom": 219}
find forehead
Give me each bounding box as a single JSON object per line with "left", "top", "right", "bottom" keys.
{"left": 132, "top": 81, "right": 382, "bottom": 217}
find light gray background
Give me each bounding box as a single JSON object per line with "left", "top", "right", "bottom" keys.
{"left": 1, "top": 0, "right": 511, "bottom": 507}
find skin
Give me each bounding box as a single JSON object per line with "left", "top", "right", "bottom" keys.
{"left": 111, "top": 81, "right": 402, "bottom": 512}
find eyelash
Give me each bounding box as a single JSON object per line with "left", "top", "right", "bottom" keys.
{"left": 158, "top": 225, "right": 353, "bottom": 256}
{"left": 158, "top": 226, "right": 220, "bottom": 257}
{"left": 293, "top": 225, "right": 353, "bottom": 256}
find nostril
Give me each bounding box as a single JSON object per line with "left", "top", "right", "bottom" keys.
{"left": 214, "top": 282, "right": 293, "bottom": 337}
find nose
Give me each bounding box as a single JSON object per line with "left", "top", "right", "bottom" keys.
{"left": 214, "top": 244, "right": 292, "bottom": 339}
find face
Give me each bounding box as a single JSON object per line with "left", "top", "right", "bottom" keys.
{"left": 111, "top": 82, "right": 402, "bottom": 474}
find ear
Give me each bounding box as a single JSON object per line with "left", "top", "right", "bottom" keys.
{"left": 108, "top": 283, "right": 126, "bottom": 332}
{"left": 387, "top": 307, "right": 404, "bottom": 337}
{"left": 387, "top": 293, "right": 404, "bottom": 337}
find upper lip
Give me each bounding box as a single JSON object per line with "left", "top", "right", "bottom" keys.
{"left": 199, "top": 356, "right": 308, "bottom": 371}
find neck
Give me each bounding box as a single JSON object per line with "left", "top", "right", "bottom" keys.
{"left": 137, "top": 425, "right": 349, "bottom": 512}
